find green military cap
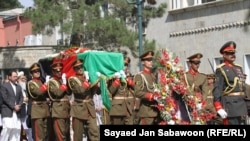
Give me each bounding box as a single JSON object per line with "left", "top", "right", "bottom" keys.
{"left": 140, "top": 51, "right": 154, "bottom": 60}
{"left": 187, "top": 53, "right": 203, "bottom": 60}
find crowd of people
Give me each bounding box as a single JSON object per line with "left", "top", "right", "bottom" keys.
{"left": 0, "top": 40, "right": 249, "bottom": 141}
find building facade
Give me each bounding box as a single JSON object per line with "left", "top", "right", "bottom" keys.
{"left": 146, "top": 0, "right": 250, "bottom": 83}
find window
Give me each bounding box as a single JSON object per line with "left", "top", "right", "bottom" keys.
{"left": 170, "top": 0, "right": 219, "bottom": 10}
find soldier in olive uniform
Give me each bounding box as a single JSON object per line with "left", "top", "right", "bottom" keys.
{"left": 134, "top": 51, "right": 161, "bottom": 125}
{"left": 108, "top": 56, "right": 134, "bottom": 125}
{"left": 27, "top": 63, "right": 50, "bottom": 141}
{"left": 183, "top": 53, "right": 210, "bottom": 123}
{"left": 47, "top": 60, "right": 70, "bottom": 140}
{"left": 213, "top": 41, "right": 248, "bottom": 125}
{"left": 67, "top": 59, "right": 99, "bottom": 141}
{"left": 205, "top": 74, "right": 221, "bottom": 124}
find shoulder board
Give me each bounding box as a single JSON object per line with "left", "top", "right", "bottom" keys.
{"left": 216, "top": 63, "right": 225, "bottom": 69}
{"left": 199, "top": 73, "right": 206, "bottom": 76}
{"left": 234, "top": 63, "right": 242, "bottom": 67}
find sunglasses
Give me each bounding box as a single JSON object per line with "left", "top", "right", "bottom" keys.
{"left": 53, "top": 69, "right": 62, "bottom": 73}
{"left": 190, "top": 61, "right": 201, "bottom": 65}
{"left": 224, "top": 52, "right": 235, "bottom": 55}
{"left": 32, "top": 69, "right": 40, "bottom": 73}
{"left": 74, "top": 66, "right": 83, "bottom": 70}
{"left": 142, "top": 58, "right": 153, "bottom": 62}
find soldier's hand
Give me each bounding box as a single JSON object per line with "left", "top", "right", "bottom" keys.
{"left": 217, "top": 109, "right": 227, "bottom": 119}
{"left": 84, "top": 71, "right": 89, "bottom": 81}
{"left": 114, "top": 72, "right": 121, "bottom": 79}
{"left": 45, "top": 75, "right": 50, "bottom": 83}
{"left": 62, "top": 73, "right": 67, "bottom": 85}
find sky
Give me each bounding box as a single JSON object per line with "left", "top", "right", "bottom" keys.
{"left": 19, "top": 0, "right": 34, "bottom": 8}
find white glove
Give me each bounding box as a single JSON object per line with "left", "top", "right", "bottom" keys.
{"left": 217, "top": 109, "right": 227, "bottom": 119}
{"left": 96, "top": 72, "right": 101, "bottom": 77}
{"left": 153, "top": 95, "right": 160, "bottom": 103}
{"left": 84, "top": 71, "right": 89, "bottom": 80}
{"left": 62, "top": 73, "right": 67, "bottom": 85}
{"left": 45, "top": 75, "right": 50, "bottom": 83}
{"left": 114, "top": 72, "right": 121, "bottom": 79}
{"left": 120, "top": 70, "right": 126, "bottom": 79}
{"left": 196, "top": 103, "right": 202, "bottom": 110}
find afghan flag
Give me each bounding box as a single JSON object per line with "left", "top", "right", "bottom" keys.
{"left": 38, "top": 47, "right": 124, "bottom": 111}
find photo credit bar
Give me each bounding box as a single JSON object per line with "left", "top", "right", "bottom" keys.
{"left": 100, "top": 125, "right": 250, "bottom": 140}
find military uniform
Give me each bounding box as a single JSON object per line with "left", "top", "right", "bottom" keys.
{"left": 213, "top": 41, "right": 248, "bottom": 125}
{"left": 48, "top": 61, "right": 70, "bottom": 141}
{"left": 205, "top": 74, "right": 221, "bottom": 125}
{"left": 68, "top": 59, "right": 99, "bottom": 141}
{"left": 183, "top": 53, "right": 210, "bottom": 123}
{"left": 134, "top": 51, "right": 161, "bottom": 125}
{"left": 108, "top": 56, "right": 134, "bottom": 125}
{"left": 27, "top": 63, "right": 50, "bottom": 141}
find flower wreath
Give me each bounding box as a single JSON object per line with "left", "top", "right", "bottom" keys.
{"left": 155, "top": 49, "right": 215, "bottom": 125}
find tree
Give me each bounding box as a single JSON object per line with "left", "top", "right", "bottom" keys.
{"left": 24, "top": 0, "right": 167, "bottom": 52}
{"left": 0, "top": 0, "right": 23, "bottom": 11}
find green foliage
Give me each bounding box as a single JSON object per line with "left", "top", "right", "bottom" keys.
{"left": 24, "top": 0, "right": 167, "bottom": 52}
{"left": 0, "top": 0, "right": 23, "bottom": 10}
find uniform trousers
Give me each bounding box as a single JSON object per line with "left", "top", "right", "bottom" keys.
{"left": 111, "top": 115, "right": 133, "bottom": 125}
{"left": 72, "top": 116, "right": 99, "bottom": 141}
{"left": 53, "top": 118, "right": 70, "bottom": 141}
{"left": 139, "top": 117, "right": 155, "bottom": 125}
{"left": 223, "top": 116, "right": 245, "bottom": 125}
{"left": 32, "top": 118, "right": 48, "bottom": 141}
{"left": 0, "top": 112, "right": 21, "bottom": 141}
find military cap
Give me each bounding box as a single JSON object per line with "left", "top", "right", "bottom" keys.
{"left": 124, "top": 56, "right": 131, "bottom": 65}
{"left": 187, "top": 53, "right": 203, "bottom": 60}
{"left": 51, "top": 59, "right": 63, "bottom": 71}
{"left": 220, "top": 41, "right": 236, "bottom": 54}
{"left": 140, "top": 51, "right": 154, "bottom": 60}
{"left": 72, "top": 59, "right": 83, "bottom": 68}
{"left": 207, "top": 74, "right": 215, "bottom": 79}
{"left": 29, "top": 63, "right": 40, "bottom": 72}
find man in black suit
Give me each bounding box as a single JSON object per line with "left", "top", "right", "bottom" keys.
{"left": 0, "top": 70, "right": 23, "bottom": 140}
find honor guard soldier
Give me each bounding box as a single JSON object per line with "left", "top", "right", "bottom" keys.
{"left": 67, "top": 59, "right": 99, "bottom": 141}
{"left": 47, "top": 60, "right": 71, "bottom": 140}
{"left": 134, "top": 51, "right": 161, "bottom": 125}
{"left": 205, "top": 74, "right": 221, "bottom": 124}
{"left": 184, "top": 53, "right": 210, "bottom": 123}
{"left": 27, "top": 63, "right": 50, "bottom": 141}
{"left": 108, "top": 56, "right": 134, "bottom": 125}
{"left": 213, "top": 41, "right": 248, "bottom": 125}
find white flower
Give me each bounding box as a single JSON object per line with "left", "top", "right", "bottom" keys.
{"left": 168, "top": 120, "right": 175, "bottom": 125}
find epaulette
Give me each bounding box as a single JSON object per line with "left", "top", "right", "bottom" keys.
{"left": 216, "top": 63, "right": 225, "bottom": 69}
{"left": 199, "top": 73, "right": 206, "bottom": 76}
{"left": 134, "top": 71, "right": 143, "bottom": 75}
{"left": 234, "top": 63, "right": 242, "bottom": 67}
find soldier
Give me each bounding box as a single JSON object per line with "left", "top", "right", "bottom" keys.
{"left": 134, "top": 51, "right": 161, "bottom": 125}
{"left": 184, "top": 53, "right": 210, "bottom": 123}
{"left": 67, "top": 59, "right": 99, "bottom": 141}
{"left": 27, "top": 63, "right": 50, "bottom": 141}
{"left": 108, "top": 56, "right": 134, "bottom": 125}
{"left": 205, "top": 74, "right": 221, "bottom": 125}
{"left": 213, "top": 41, "right": 248, "bottom": 125}
{"left": 47, "top": 60, "right": 70, "bottom": 140}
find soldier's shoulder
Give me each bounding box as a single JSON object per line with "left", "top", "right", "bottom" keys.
{"left": 216, "top": 63, "right": 225, "bottom": 69}
{"left": 234, "top": 63, "right": 242, "bottom": 68}
{"left": 68, "top": 76, "right": 77, "bottom": 80}
{"left": 199, "top": 73, "right": 206, "bottom": 77}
